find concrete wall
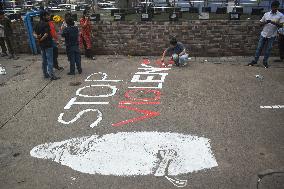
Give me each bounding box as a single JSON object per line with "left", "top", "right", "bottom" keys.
{"left": 12, "top": 20, "right": 280, "bottom": 57}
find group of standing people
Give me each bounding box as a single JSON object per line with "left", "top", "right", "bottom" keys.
{"left": 33, "top": 9, "right": 94, "bottom": 80}
{"left": 1, "top": 2, "right": 284, "bottom": 75}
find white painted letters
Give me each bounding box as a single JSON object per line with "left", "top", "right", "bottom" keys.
{"left": 76, "top": 85, "right": 118, "bottom": 98}
{"left": 85, "top": 72, "right": 122, "bottom": 82}
{"left": 58, "top": 109, "right": 103, "bottom": 128}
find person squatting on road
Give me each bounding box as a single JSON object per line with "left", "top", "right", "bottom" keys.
{"left": 33, "top": 11, "right": 60, "bottom": 80}
{"left": 79, "top": 10, "right": 95, "bottom": 60}
{"left": 61, "top": 17, "right": 82, "bottom": 75}
{"left": 275, "top": 22, "right": 284, "bottom": 62}
{"left": 248, "top": 0, "right": 284, "bottom": 68}
{"left": 161, "top": 37, "right": 189, "bottom": 67}
{"left": 49, "top": 16, "right": 64, "bottom": 70}
{"left": 0, "top": 11, "right": 18, "bottom": 60}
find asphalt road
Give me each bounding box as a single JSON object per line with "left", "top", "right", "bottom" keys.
{"left": 0, "top": 55, "right": 283, "bottom": 189}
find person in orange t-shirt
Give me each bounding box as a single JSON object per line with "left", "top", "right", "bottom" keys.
{"left": 49, "top": 18, "right": 64, "bottom": 70}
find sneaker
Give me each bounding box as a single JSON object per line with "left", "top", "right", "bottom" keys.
{"left": 1, "top": 53, "right": 8, "bottom": 57}
{"left": 55, "top": 66, "right": 64, "bottom": 70}
{"left": 50, "top": 76, "right": 61, "bottom": 80}
{"left": 92, "top": 56, "right": 96, "bottom": 60}
{"left": 263, "top": 62, "right": 269, "bottom": 68}
{"left": 247, "top": 60, "right": 257, "bottom": 66}
{"left": 248, "top": 60, "right": 257, "bottom": 66}
{"left": 67, "top": 72, "right": 75, "bottom": 75}
{"left": 181, "top": 62, "right": 188, "bottom": 66}
{"left": 78, "top": 68, "right": 82, "bottom": 74}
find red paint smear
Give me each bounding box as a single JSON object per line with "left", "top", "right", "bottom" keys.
{"left": 119, "top": 101, "right": 160, "bottom": 105}
{"left": 112, "top": 105, "right": 160, "bottom": 127}
{"left": 142, "top": 59, "right": 151, "bottom": 65}
{"left": 155, "top": 59, "right": 174, "bottom": 68}
{"left": 125, "top": 89, "right": 161, "bottom": 101}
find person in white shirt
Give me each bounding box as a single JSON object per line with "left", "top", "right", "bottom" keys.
{"left": 248, "top": 1, "right": 284, "bottom": 68}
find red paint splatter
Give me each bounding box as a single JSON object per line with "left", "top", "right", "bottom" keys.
{"left": 142, "top": 59, "right": 151, "bottom": 65}
{"left": 112, "top": 105, "right": 160, "bottom": 127}
{"left": 125, "top": 89, "right": 161, "bottom": 101}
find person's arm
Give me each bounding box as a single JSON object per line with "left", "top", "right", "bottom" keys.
{"left": 161, "top": 48, "right": 169, "bottom": 61}
{"left": 33, "top": 31, "right": 40, "bottom": 39}
{"left": 260, "top": 14, "right": 268, "bottom": 27}
{"left": 270, "top": 21, "right": 283, "bottom": 28}
{"left": 60, "top": 21, "right": 66, "bottom": 32}
{"left": 61, "top": 28, "right": 66, "bottom": 38}
{"left": 39, "top": 33, "right": 48, "bottom": 42}
{"left": 179, "top": 48, "right": 186, "bottom": 56}
{"left": 39, "top": 23, "right": 50, "bottom": 42}
{"left": 82, "top": 18, "right": 90, "bottom": 28}
{"left": 271, "top": 15, "right": 284, "bottom": 28}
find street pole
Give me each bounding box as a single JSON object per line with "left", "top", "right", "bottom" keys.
{"left": 146, "top": 0, "right": 148, "bottom": 14}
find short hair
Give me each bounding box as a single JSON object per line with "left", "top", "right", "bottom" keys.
{"left": 170, "top": 37, "right": 177, "bottom": 46}
{"left": 40, "top": 11, "right": 49, "bottom": 20}
{"left": 64, "top": 12, "right": 72, "bottom": 19}
{"left": 271, "top": 1, "right": 280, "bottom": 7}
{"left": 66, "top": 17, "right": 74, "bottom": 26}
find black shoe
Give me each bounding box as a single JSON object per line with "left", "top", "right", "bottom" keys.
{"left": 78, "top": 68, "right": 82, "bottom": 74}
{"left": 50, "top": 76, "right": 61, "bottom": 80}
{"left": 263, "top": 62, "right": 269, "bottom": 68}
{"left": 67, "top": 72, "right": 75, "bottom": 75}
{"left": 247, "top": 60, "right": 257, "bottom": 66}
{"left": 55, "top": 66, "right": 64, "bottom": 70}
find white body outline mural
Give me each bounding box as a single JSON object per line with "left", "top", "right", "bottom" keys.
{"left": 31, "top": 132, "right": 218, "bottom": 187}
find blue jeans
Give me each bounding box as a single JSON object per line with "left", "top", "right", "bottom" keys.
{"left": 254, "top": 35, "right": 276, "bottom": 64}
{"left": 41, "top": 47, "right": 54, "bottom": 77}
{"left": 67, "top": 46, "right": 81, "bottom": 73}
{"left": 172, "top": 53, "right": 189, "bottom": 65}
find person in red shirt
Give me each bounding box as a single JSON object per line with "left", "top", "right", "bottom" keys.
{"left": 49, "top": 18, "right": 64, "bottom": 70}
{"left": 79, "top": 10, "right": 95, "bottom": 59}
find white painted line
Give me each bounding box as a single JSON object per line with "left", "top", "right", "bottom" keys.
{"left": 85, "top": 72, "right": 122, "bottom": 82}
{"left": 260, "top": 105, "right": 284, "bottom": 109}
{"left": 30, "top": 132, "right": 218, "bottom": 177}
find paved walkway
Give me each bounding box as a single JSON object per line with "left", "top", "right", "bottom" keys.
{"left": 0, "top": 54, "right": 283, "bottom": 189}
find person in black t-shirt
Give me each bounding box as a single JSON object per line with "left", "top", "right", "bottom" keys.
{"left": 33, "top": 11, "right": 60, "bottom": 80}
{"left": 62, "top": 17, "right": 82, "bottom": 75}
